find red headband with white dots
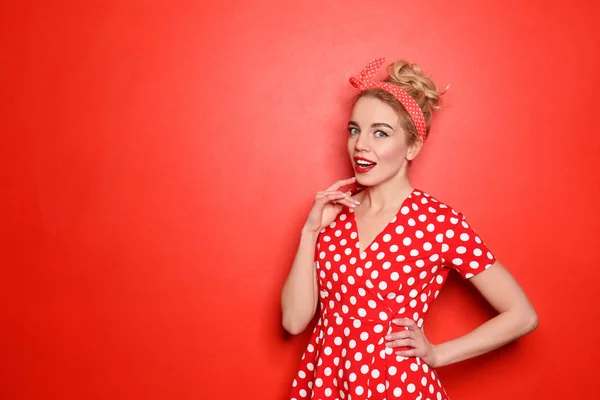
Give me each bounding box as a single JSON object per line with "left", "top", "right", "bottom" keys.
{"left": 349, "top": 57, "right": 428, "bottom": 142}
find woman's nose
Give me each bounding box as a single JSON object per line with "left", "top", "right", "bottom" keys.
{"left": 354, "top": 133, "right": 370, "bottom": 152}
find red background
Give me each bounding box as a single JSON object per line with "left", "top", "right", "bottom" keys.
{"left": 2, "top": 0, "right": 599, "bottom": 399}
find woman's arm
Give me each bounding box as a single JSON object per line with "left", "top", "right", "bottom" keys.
{"left": 388, "top": 261, "right": 538, "bottom": 367}
{"left": 281, "top": 230, "right": 320, "bottom": 335}
{"left": 281, "top": 177, "right": 359, "bottom": 335}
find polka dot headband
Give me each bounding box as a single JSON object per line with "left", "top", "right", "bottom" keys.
{"left": 349, "top": 57, "right": 428, "bottom": 142}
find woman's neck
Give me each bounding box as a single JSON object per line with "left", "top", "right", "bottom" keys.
{"left": 359, "top": 176, "right": 413, "bottom": 213}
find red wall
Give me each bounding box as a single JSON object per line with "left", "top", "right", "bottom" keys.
{"left": 2, "top": 0, "right": 599, "bottom": 399}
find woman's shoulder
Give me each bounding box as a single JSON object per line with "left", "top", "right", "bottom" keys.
{"left": 413, "top": 189, "right": 466, "bottom": 220}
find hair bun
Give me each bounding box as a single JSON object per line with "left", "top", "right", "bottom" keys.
{"left": 385, "top": 60, "right": 448, "bottom": 116}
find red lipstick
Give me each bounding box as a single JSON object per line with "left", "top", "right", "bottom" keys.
{"left": 354, "top": 156, "right": 377, "bottom": 173}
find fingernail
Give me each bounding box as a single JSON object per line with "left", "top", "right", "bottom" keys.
{"left": 385, "top": 335, "right": 392, "bottom": 340}
{"left": 354, "top": 200, "right": 361, "bottom": 204}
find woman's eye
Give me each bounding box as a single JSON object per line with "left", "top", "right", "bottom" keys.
{"left": 348, "top": 127, "right": 359, "bottom": 135}
{"left": 375, "top": 130, "right": 389, "bottom": 138}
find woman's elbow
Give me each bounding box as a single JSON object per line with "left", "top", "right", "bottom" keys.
{"left": 520, "top": 308, "right": 539, "bottom": 335}
{"left": 282, "top": 316, "right": 308, "bottom": 335}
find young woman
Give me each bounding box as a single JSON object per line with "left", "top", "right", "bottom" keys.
{"left": 281, "top": 58, "right": 538, "bottom": 400}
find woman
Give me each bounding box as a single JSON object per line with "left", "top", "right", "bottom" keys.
{"left": 281, "top": 58, "right": 538, "bottom": 400}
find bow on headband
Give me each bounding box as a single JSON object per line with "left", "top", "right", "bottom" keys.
{"left": 349, "top": 57, "right": 428, "bottom": 142}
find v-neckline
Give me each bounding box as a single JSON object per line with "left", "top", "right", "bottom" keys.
{"left": 350, "top": 188, "right": 416, "bottom": 255}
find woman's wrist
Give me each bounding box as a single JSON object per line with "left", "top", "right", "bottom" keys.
{"left": 301, "top": 226, "right": 321, "bottom": 239}
{"left": 429, "top": 343, "right": 444, "bottom": 368}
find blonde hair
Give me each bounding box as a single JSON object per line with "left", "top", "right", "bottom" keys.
{"left": 356, "top": 60, "right": 448, "bottom": 144}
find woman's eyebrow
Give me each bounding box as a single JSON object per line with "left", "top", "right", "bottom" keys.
{"left": 348, "top": 121, "right": 394, "bottom": 130}
{"left": 371, "top": 122, "right": 394, "bottom": 130}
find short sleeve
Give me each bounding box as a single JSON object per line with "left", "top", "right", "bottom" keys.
{"left": 442, "top": 211, "right": 496, "bottom": 279}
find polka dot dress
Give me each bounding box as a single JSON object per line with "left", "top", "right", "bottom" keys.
{"left": 289, "top": 189, "right": 496, "bottom": 400}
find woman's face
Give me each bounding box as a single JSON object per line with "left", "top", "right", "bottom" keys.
{"left": 347, "top": 96, "right": 419, "bottom": 187}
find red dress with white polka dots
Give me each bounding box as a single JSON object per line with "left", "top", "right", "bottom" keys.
{"left": 289, "top": 189, "right": 496, "bottom": 400}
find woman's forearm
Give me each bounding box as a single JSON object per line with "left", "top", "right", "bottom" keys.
{"left": 432, "top": 308, "right": 538, "bottom": 368}
{"left": 281, "top": 230, "right": 320, "bottom": 335}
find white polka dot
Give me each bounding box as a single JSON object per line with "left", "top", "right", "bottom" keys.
{"left": 407, "top": 383, "right": 416, "bottom": 393}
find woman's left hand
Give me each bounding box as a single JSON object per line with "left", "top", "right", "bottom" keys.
{"left": 385, "top": 318, "right": 439, "bottom": 367}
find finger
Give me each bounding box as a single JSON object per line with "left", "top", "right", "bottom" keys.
{"left": 334, "top": 200, "right": 357, "bottom": 209}
{"left": 319, "top": 191, "right": 360, "bottom": 207}
{"left": 392, "top": 318, "right": 419, "bottom": 331}
{"left": 385, "top": 330, "right": 414, "bottom": 341}
{"left": 395, "top": 349, "right": 418, "bottom": 357}
{"left": 325, "top": 177, "right": 356, "bottom": 191}
{"left": 315, "top": 190, "right": 344, "bottom": 199}
{"left": 333, "top": 197, "right": 359, "bottom": 208}
{"left": 316, "top": 192, "right": 346, "bottom": 204}
{"left": 386, "top": 338, "right": 416, "bottom": 349}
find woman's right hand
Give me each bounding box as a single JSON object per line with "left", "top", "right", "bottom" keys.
{"left": 302, "top": 177, "right": 361, "bottom": 234}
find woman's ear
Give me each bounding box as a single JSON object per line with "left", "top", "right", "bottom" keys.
{"left": 406, "top": 139, "right": 424, "bottom": 161}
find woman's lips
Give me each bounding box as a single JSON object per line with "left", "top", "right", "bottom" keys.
{"left": 354, "top": 158, "right": 377, "bottom": 173}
